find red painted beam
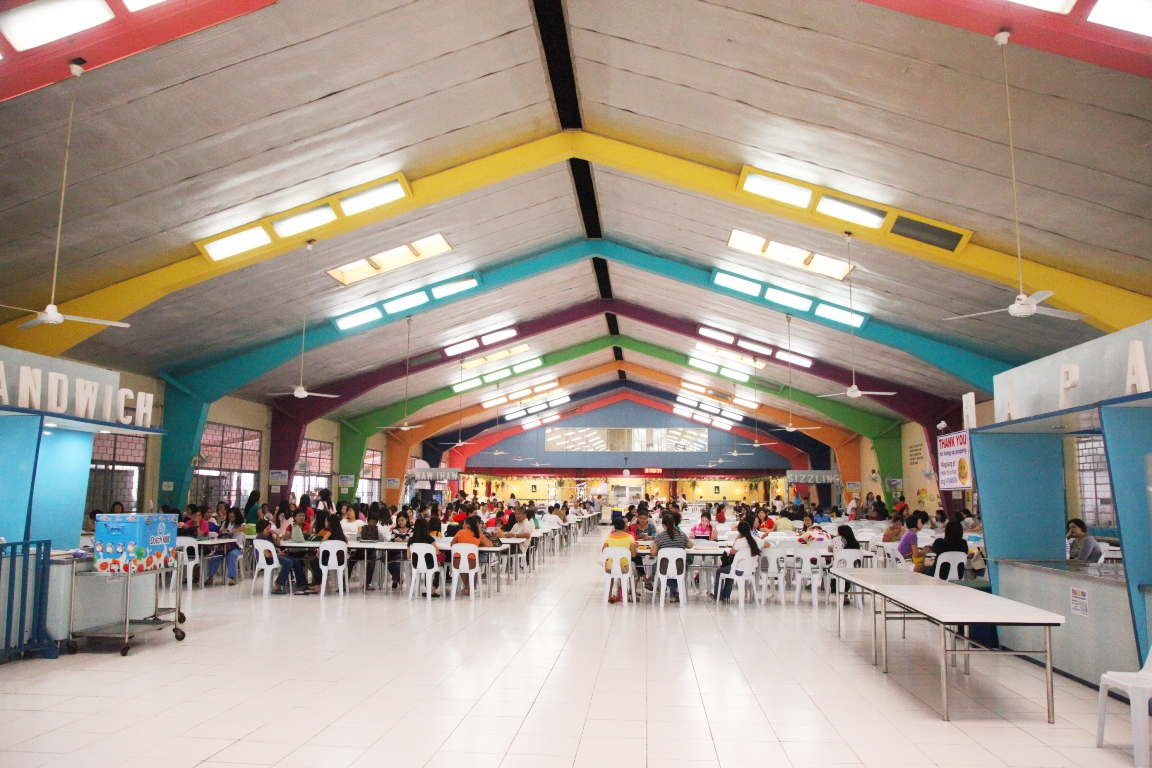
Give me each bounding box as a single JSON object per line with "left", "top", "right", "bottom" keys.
{"left": 0, "top": 0, "right": 278, "bottom": 102}
{"left": 859, "top": 0, "right": 1152, "bottom": 79}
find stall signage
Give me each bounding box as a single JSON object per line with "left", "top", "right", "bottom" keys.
{"left": 338, "top": 474, "right": 355, "bottom": 488}
{"left": 937, "top": 431, "right": 973, "bottom": 490}
{"left": 845, "top": 481, "right": 861, "bottom": 492}
{"left": 786, "top": 470, "right": 840, "bottom": 484}
{"left": 385, "top": 477, "right": 401, "bottom": 489}
{"left": 643, "top": 468, "right": 663, "bottom": 474}
{"left": 409, "top": 468, "right": 459, "bottom": 482}
{"left": 0, "top": 344, "right": 155, "bottom": 426}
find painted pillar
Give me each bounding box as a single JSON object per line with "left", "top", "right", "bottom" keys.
{"left": 269, "top": 408, "right": 308, "bottom": 505}
{"left": 382, "top": 437, "right": 411, "bottom": 506}
{"left": 833, "top": 436, "right": 862, "bottom": 506}
{"left": 871, "top": 433, "right": 903, "bottom": 507}
{"left": 338, "top": 423, "right": 370, "bottom": 504}
{"left": 157, "top": 387, "right": 211, "bottom": 509}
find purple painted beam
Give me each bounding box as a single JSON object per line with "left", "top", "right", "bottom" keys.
{"left": 268, "top": 299, "right": 961, "bottom": 499}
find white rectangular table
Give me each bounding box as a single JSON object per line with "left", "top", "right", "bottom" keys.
{"left": 830, "top": 567, "right": 1066, "bottom": 722}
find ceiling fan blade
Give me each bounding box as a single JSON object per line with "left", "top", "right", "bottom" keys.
{"left": 817, "top": 392, "right": 847, "bottom": 398}
{"left": 61, "top": 314, "right": 130, "bottom": 328}
{"left": 0, "top": 302, "right": 40, "bottom": 314}
{"left": 857, "top": 391, "right": 898, "bottom": 396}
{"left": 941, "top": 308, "right": 1009, "bottom": 321}
{"left": 19, "top": 314, "right": 45, "bottom": 329}
{"left": 1024, "top": 290, "right": 1054, "bottom": 305}
{"left": 397, "top": 424, "right": 425, "bottom": 431}
{"left": 1033, "top": 306, "right": 1085, "bottom": 321}
{"left": 266, "top": 392, "right": 298, "bottom": 397}
{"left": 305, "top": 392, "right": 340, "bottom": 398}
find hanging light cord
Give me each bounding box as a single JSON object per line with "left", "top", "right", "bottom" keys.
{"left": 402, "top": 316, "right": 412, "bottom": 422}
{"left": 50, "top": 95, "right": 77, "bottom": 307}
{"left": 998, "top": 32, "right": 1025, "bottom": 296}
{"left": 846, "top": 233, "right": 857, "bottom": 388}
{"left": 298, "top": 241, "right": 313, "bottom": 389}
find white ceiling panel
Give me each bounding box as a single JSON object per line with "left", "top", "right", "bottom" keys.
{"left": 69, "top": 165, "right": 585, "bottom": 374}
{"left": 0, "top": 0, "right": 558, "bottom": 311}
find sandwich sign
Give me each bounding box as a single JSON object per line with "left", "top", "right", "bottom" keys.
{"left": 937, "top": 430, "right": 973, "bottom": 490}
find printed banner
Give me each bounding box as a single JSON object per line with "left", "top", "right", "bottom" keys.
{"left": 937, "top": 430, "right": 973, "bottom": 490}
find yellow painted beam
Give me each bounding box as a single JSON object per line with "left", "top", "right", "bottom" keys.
{"left": 4, "top": 130, "right": 1146, "bottom": 355}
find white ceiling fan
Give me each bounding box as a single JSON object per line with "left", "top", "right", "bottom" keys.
{"left": 1, "top": 65, "right": 130, "bottom": 331}
{"left": 395, "top": 316, "right": 424, "bottom": 430}
{"left": 513, "top": 455, "right": 537, "bottom": 463}
{"left": 737, "top": 393, "right": 780, "bottom": 448}
{"left": 819, "top": 234, "right": 896, "bottom": 400}
{"left": 943, "top": 31, "right": 1083, "bottom": 325}
{"left": 768, "top": 315, "right": 821, "bottom": 433}
{"left": 529, "top": 461, "right": 551, "bottom": 468}
{"left": 722, "top": 448, "right": 753, "bottom": 457}
{"left": 267, "top": 241, "right": 339, "bottom": 399}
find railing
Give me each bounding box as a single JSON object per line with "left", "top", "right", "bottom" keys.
{"left": 0, "top": 541, "right": 56, "bottom": 663}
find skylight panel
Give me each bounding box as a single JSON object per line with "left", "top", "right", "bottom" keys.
{"left": 339, "top": 180, "right": 407, "bottom": 215}
{"left": 1089, "top": 0, "right": 1152, "bottom": 35}
{"left": 481, "top": 328, "right": 517, "bottom": 345}
{"left": 444, "top": 338, "right": 479, "bottom": 357}
{"left": 741, "top": 172, "right": 813, "bottom": 208}
{"left": 334, "top": 307, "right": 382, "bottom": 331}
{"left": 451, "top": 378, "right": 481, "bottom": 393}
{"left": 698, "top": 327, "right": 735, "bottom": 344}
{"left": 775, "top": 350, "right": 814, "bottom": 368}
{"left": 272, "top": 205, "right": 337, "bottom": 237}
{"left": 0, "top": 0, "right": 114, "bottom": 52}
{"left": 816, "top": 196, "right": 887, "bottom": 229}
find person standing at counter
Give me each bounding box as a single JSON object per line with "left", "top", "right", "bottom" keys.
{"left": 1067, "top": 519, "right": 1103, "bottom": 562}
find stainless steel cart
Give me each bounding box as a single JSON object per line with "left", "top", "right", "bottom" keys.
{"left": 67, "top": 556, "right": 185, "bottom": 656}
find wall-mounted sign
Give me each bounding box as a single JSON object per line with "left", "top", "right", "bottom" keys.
{"left": 409, "top": 468, "right": 459, "bottom": 482}
{"left": 1071, "top": 587, "right": 1089, "bottom": 617}
{"left": 269, "top": 470, "right": 289, "bottom": 484}
{"left": 161, "top": 481, "right": 174, "bottom": 492}
{"left": 385, "top": 477, "right": 401, "bottom": 489}
{"left": 338, "top": 474, "right": 355, "bottom": 488}
{"left": 643, "top": 468, "right": 662, "bottom": 474}
{"left": 937, "top": 430, "right": 973, "bottom": 490}
{"left": 845, "top": 481, "right": 861, "bottom": 492}
{"left": 786, "top": 470, "right": 841, "bottom": 484}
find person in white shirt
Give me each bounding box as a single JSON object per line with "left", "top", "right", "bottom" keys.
{"left": 509, "top": 508, "right": 534, "bottom": 539}
{"left": 846, "top": 496, "right": 858, "bottom": 519}
{"left": 339, "top": 504, "right": 364, "bottom": 539}
{"left": 773, "top": 496, "right": 785, "bottom": 513}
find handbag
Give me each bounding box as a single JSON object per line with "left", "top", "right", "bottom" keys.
{"left": 359, "top": 524, "right": 380, "bottom": 541}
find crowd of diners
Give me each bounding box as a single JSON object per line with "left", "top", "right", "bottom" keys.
{"left": 153, "top": 489, "right": 580, "bottom": 596}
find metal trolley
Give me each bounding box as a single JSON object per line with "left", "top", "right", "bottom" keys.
{"left": 67, "top": 555, "right": 186, "bottom": 656}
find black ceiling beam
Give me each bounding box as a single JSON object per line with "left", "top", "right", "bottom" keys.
{"left": 612, "top": 346, "right": 624, "bottom": 361}
{"left": 569, "top": 159, "right": 602, "bottom": 238}
{"left": 592, "top": 257, "right": 613, "bottom": 299}
{"left": 605, "top": 312, "right": 620, "bottom": 335}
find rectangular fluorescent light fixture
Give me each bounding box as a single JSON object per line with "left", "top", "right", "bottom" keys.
{"left": 339, "top": 180, "right": 406, "bottom": 215}
{"left": 444, "top": 338, "right": 480, "bottom": 357}
{"left": 451, "top": 378, "right": 482, "bottom": 393}
{"left": 763, "top": 239, "right": 809, "bottom": 266}
{"left": 509, "top": 388, "right": 532, "bottom": 400}
{"left": 736, "top": 339, "right": 773, "bottom": 357}
{"left": 691, "top": 413, "right": 712, "bottom": 425}
{"left": 526, "top": 403, "right": 548, "bottom": 414}
{"left": 680, "top": 381, "right": 706, "bottom": 394}
{"left": 688, "top": 357, "right": 719, "bottom": 374}
{"left": 272, "top": 205, "right": 337, "bottom": 237}
{"left": 547, "top": 396, "right": 570, "bottom": 407}
{"left": 203, "top": 227, "right": 272, "bottom": 261}
{"left": 816, "top": 196, "right": 886, "bottom": 229}
{"left": 1008, "top": 0, "right": 1076, "bottom": 12}
{"left": 1089, "top": 0, "right": 1152, "bottom": 35}
{"left": 698, "top": 327, "right": 735, "bottom": 344}
{"left": 541, "top": 415, "right": 560, "bottom": 424}
{"left": 776, "top": 350, "right": 814, "bottom": 368}
{"left": 767, "top": 241, "right": 853, "bottom": 281}
{"left": 676, "top": 395, "right": 699, "bottom": 408}
{"left": 714, "top": 347, "right": 765, "bottom": 369}
{"left": 512, "top": 358, "right": 542, "bottom": 374}
{"left": 742, "top": 172, "right": 813, "bottom": 208}
{"left": 383, "top": 291, "right": 429, "bottom": 314}
{"left": 0, "top": 0, "right": 115, "bottom": 52}
{"left": 714, "top": 271, "right": 762, "bottom": 297}
{"left": 482, "top": 396, "right": 507, "bottom": 409}
{"left": 712, "top": 419, "right": 734, "bottom": 431}
{"left": 721, "top": 410, "right": 744, "bottom": 422}
{"left": 815, "top": 303, "right": 865, "bottom": 328}
{"left": 720, "top": 367, "right": 751, "bottom": 383}
{"left": 483, "top": 368, "right": 512, "bottom": 383}
{"left": 410, "top": 234, "right": 452, "bottom": 259}
{"left": 481, "top": 328, "right": 517, "bottom": 345}
{"left": 505, "top": 410, "right": 527, "bottom": 420}
{"left": 431, "top": 278, "right": 478, "bottom": 299}
{"left": 764, "top": 288, "right": 813, "bottom": 312}
{"left": 699, "top": 403, "right": 721, "bottom": 415}
{"left": 727, "top": 229, "right": 768, "bottom": 255}
{"left": 533, "top": 381, "right": 558, "bottom": 393}
{"left": 123, "top": 0, "right": 168, "bottom": 8}
{"left": 334, "top": 307, "right": 383, "bottom": 331}
{"left": 732, "top": 397, "right": 759, "bottom": 410}
{"left": 522, "top": 419, "right": 542, "bottom": 430}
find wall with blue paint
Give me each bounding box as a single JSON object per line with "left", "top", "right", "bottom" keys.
{"left": 466, "top": 401, "right": 789, "bottom": 470}
{"left": 29, "top": 428, "right": 94, "bottom": 550}
{"left": 0, "top": 415, "right": 42, "bottom": 543}
{"left": 970, "top": 432, "right": 1068, "bottom": 589}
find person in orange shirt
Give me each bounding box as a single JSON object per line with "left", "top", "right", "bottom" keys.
{"left": 451, "top": 516, "right": 493, "bottom": 596}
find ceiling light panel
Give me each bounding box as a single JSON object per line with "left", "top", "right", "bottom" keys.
{"left": 775, "top": 350, "right": 814, "bottom": 368}
{"left": 680, "top": 381, "right": 706, "bottom": 394}
{"left": 272, "top": 205, "right": 337, "bottom": 237}
{"left": 735, "top": 339, "right": 773, "bottom": 357}
{"left": 816, "top": 196, "right": 887, "bottom": 229}
{"left": 482, "top": 396, "right": 507, "bottom": 409}
{"left": 431, "top": 278, "right": 478, "bottom": 299}
{"left": 764, "top": 288, "right": 813, "bottom": 312}
{"left": 730, "top": 230, "right": 853, "bottom": 281}
{"left": 512, "top": 358, "right": 543, "bottom": 374}
{"left": 383, "top": 291, "right": 428, "bottom": 314}
{"left": 541, "top": 415, "right": 560, "bottom": 424}
{"left": 334, "top": 307, "right": 383, "bottom": 331}
{"left": 505, "top": 410, "right": 527, "bottom": 420}
{"left": 444, "top": 338, "right": 480, "bottom": 357}
{"left": 451, "top": 378, "right": 482, "bottom": 393}
{"left": 0, "top": 0, "right": 114, "bottom": 52}
{"left": 720, "top": 367, "right": 751, "bottom": 383}
{"left": 714, "top": 272, "right": 762, "bottom": 297}
{"left": 327, "top": 234, "right": 452, "bottom": 286}
{"left": 698, "top": 327, "right": 735, "bottom": 344}
{"left": 688, "top": 358, "right": 719, "bottom": 374}
{"left": 1007, "top": 0, "right": 1077, "bottom": 12}
{"left": 522, "top": 419, "right": 542, "bottom": 430}
{"left": 339, "top": 180, "right": 407, "bottom": 215}
{"left": 533, "top": 381, "right": 558, "bottom": 393}
{"left": 732, "top": 397, "right": 759, "bottom": 410}
{"left": 481, "top": 328, "right": 517, "bottom": 345}
{"left": 814, "top": 303, "right": 866, "bottom": 328}
{"left": 1089, "top": 0, "right": 1152, "bottom": 35}
{"left": 482, "top": 368, "right": 512, "bottom": 383}
{"left": 741, "top": 171, "right": 813, "bottom": 208}
{"left": 203, "top": 227, "right": 272, "bottom": 261}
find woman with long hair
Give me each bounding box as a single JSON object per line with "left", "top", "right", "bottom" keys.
{"left": 451, "top": 515, "right": 493, "bottom": 595}
{"left": 834, "top": 525, "right": 860, "bottom": 551}
{"left": 716, "top": 521, "right": 761, "bottom": 601}
{"left": 243, "top": 490, "right": 261, "bottom": 524}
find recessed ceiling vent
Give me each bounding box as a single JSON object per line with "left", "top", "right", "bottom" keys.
{"left": 890, "top": 216, "right": 964, "bottom": 251}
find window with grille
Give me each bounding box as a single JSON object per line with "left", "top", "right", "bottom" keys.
{"left": 291, "top": 439, "right": 334, "bottom": 501}
{"left": 356, "top": 449, "right": 382, "bottom": 504}
{"left": 87, "top": 434, "right": 147, "bottom": 514}
{"left": 1075, "top": 436, "right": 1114, "bottom": 527}
{"left": 190, "top": 422, "right": 263, "bottom": 510}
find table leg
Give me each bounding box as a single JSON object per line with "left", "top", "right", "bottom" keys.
{"left": 837, "top": 578, "right": 842, "bottom": 637}
{"left": 940, "top": 623, "right": 950, "bottom": 721}
{"left": 1045, "top": 626, "right": 1055, "bottom": 724}
{"left": 881, "top": 597, "right": 889, "bottom": 673}
{"left": 963, "top": 626, "right": 970, "bottom": 675}
{"left": 871, "top": 589, "right": 877, "bottom": 665}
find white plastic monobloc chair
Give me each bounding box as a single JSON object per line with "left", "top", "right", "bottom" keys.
{"left": 317, "top": 540, "right": 348, "bottom": 596}
{"left": 173, "top": 537, "right": 199, "bottom": 591}
{"left": 602, "top": 547, "right": 637, "bottom": 604}
{"left": 450, "top": 543, "right": 481, "bottom": 599}
{"left": 831, "top": 549, "right": 864, "bottom": 606}
{"left": 250, "top": 538, "right": 285, "bottom": 596}
{"left": 717, "top": 551, "right": 758, "bottom": 607}
{"left": 759, "top": 549, "right": 787, "bottom": 604}
{"left": 1098, "top": 653, "right": 1152, "bottom": 768}
{"left": 652, "top": 547, "right": 687, "bottom": 606}
{"left": 793, "top": 546, "right": 822, "bottom": 607}
{"left": 409, "top": 543, "right": 439, "bottom": 600}
{"left": 934, "top": 551, "right": 968, "bottom": 582}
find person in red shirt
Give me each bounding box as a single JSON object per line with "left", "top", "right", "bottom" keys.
{"left": 894, "top": 496, "right": 909, "bottom": 517}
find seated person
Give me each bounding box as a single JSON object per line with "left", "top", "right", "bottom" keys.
{"left": 715, "top": 521, "right": 760, "bottom": 602}
{"left": 650, "top": 513, "right": 693, "bottom": 604}
{"left": 798, "top": 523, "right": 831, "bottom": 545}
{"left": 832, "top": 525, "right": 860, "bottom": 551}
{"left": 451, "top": 516, "right": 494, "bottom": 596}
{"left": 205, "top": 508, "right": 247, "bottom": 586}
{"left": 813, "top": 508, "right": 831, "bottom": 524}
{"left": 1067, "top": 518, "right": 1103, "bottom": 562}
{"left": 691, "top": 511, "right": 717, "bottom": 541}
{"left": 254, "top": 520, "right": 308, "bottom": 595}
{"left": 602, "top": 518, "right": 638, "bottom": 604}
{"left": 774, "top": 516, "right": 794, "bottom": 532}
{"left": 927, "top": 521, "right": 970, "bottom": 578}
{"left": 408, "top": 517, "right": 441, "bottom": 597}
{"left": 882, "top": 515, "right": 906, "bottom": 543}
{"left": 898, "top": 513, "right": 926, "bottom": 572}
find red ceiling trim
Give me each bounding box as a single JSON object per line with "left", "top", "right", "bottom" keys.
{"left": 0, "top": 0, "right": 278, "bottom": 102}
{"left": 858, "top": 0, "right": 1152, "bottom": 79}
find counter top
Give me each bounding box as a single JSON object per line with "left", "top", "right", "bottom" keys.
{"left": 996, "top": 559, "right": 1126, "bottom": 584}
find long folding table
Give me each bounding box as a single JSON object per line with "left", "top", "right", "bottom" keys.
{"left": 830, "top": 567, "right": 1065, "bottom": 722}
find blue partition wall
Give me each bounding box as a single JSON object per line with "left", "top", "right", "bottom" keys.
{"left": 0, "top": 415, "right": 43, "bottom": 543}
{"left": 28, "top": 428, "right": 94, "bottom": 550}
{"left": 1101, "top": 403, "right": 1152, "bottom": 662}
{"left": 970, "top": 432, "right": 1068, "bottom": 589}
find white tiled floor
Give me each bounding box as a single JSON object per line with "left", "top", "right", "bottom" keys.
{"left": 0, "top": 535, "right": 1142, "bottom": 768}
